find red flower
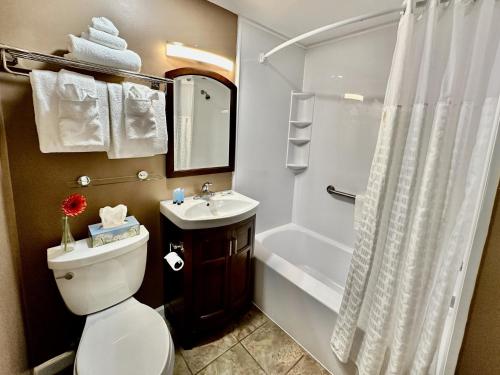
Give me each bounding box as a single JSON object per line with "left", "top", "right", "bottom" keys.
{"left": 61, "top": 194, "right": 87, "bottom": 217}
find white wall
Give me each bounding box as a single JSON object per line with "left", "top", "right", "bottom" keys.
{"left": 234, "top": 18, "right": 306, "bottom": 233}
{"left": 293, "top": 26, "right": 397, "bottom": 245}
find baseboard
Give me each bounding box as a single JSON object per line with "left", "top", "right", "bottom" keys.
{"left": 32, "top": 351, "right": 75, "bottom": 375}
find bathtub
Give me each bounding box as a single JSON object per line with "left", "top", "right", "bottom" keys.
{"left": 253, "top": 223, "right": 358, "bottom": 374}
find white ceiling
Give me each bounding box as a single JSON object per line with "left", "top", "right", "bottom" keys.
{"left": 208, "top": 0, "right": 403, "bottom": 46}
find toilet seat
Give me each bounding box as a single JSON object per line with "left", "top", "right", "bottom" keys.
{"left": 75, "top": 297, "right": 174, "bottom": 375}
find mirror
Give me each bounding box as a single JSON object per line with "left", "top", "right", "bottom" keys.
{"left": 165, "top": 68, "right": 236, "bottom": 177}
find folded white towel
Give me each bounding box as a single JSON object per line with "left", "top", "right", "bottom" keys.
{"left": 56, "top": 70, "right": 104, "bottom": 147}
{"left": 57, "top": 69, "right": 97, "bottom": 100}
{"left": 82, "top": 27, "right": 127, "bottom": 50}
{"left": 107, "top": 83, "right": 167, "bottom": 159}
{"left": 30, "top": 69, "right": 110, "bottom": 153}
{"left": 65, "top": 35, "right": 141, "bottom": 72}
{"left": 123, "top": 82, "right": 159, "bottom": 139}
{"left": 91, "top": 16, "right": 119, "bottom": 36}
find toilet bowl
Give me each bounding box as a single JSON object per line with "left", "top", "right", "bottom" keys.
{"left": 74, "top": 298, "right": 174, "bottom": 375}
{"left": 47, "top": 226, "right": 174, "bottom": 375}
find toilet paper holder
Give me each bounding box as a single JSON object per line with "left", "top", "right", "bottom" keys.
{"left": 169, "top": 241, "right": 184, "bottom": 253}
{"left": 165, "top": 241, "right": 185, "bottom": 271}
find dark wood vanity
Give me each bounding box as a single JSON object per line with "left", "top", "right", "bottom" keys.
{"left": 162, "top": 215, "right": 255, "bottom": 346}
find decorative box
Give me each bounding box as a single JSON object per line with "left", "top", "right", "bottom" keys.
{"left": 88, "top": 216, "right": 140, "bottom": 248}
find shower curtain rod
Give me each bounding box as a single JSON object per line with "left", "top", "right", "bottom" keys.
{"left": 259, "top": 0, "right": 434, "bottom": 63}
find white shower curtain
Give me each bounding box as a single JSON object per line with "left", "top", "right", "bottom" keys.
{"left": 175, "top": 78, "right": 194, "bottom": 170}
{"left": 330, "top": 0, "right": 500, "bottom": 374}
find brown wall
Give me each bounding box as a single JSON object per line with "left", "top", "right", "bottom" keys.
{"left": 457, "top": 189, "right": 500, "bottom": 374}
{"left": 0, "top": 0, "right": 237, "bottom": 368}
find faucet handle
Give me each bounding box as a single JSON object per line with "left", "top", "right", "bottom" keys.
{"left": 201, "top": 181, "right": 213, "bottom": 192}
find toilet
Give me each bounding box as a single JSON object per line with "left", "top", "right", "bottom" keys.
{"left": 47, "top": 226, "right": 174, "bottom": 375}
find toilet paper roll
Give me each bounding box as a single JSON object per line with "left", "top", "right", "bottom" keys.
{"left": 164, "top": 252, "right": 184, "bottom": 271}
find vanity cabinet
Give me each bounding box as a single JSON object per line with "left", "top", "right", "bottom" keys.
{"left": 163, "top": 215, "right": 255, "bottom": 346}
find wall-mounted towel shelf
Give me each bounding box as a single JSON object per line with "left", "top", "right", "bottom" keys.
{"left": 67, "top": 170, "right": 164, "bottom": 188}
{"left": 0, "top": 43, "right": 172, "bottom": 89}
{"left": 326, "top": 185, "right": 356, "bottom": 200}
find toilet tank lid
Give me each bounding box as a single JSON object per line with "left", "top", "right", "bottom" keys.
{"left": 47, "top": 225, "right": 149, "bottom": 271}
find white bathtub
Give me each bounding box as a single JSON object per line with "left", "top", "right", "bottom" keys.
{"left": 253, "top": 223, "right": 358, "bottom": 374}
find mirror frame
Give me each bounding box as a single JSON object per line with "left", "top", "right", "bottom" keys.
{"left": 164, "top": 67, "right": 237, "bottom": 178}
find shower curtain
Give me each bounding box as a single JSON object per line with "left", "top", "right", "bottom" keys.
{"left": 330, "top": 0, "right": 500, "bottom": 374}
{"left": 175, "top": 78, "right": 194, "bottom": 170}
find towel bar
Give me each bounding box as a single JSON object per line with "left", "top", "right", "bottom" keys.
{"left": 326, "top": 185, "right": 356, "bottom": 200}
{"left": 68, "top": 171, "right": 164, "bottom": 188}
{"left": 0, "top": 43, "right": 171, "bottom": 90}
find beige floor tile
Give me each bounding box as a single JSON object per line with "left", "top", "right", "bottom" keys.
{"left": 197, "top": 344, "right": 265, "bottom": 375}
{"left": 180, "top": 330, "right": 238, "bottom": 374}
{"left": 231, "top": 305, "right": 269, "bottom": 341}
{"left": 174, "top": 351, "right": 192, "bottom": 375}
{"left": 241, "top": 321, "right": 304, "bottom": 374}
{"left": 287, "top": 354, "right": 330, "bottom": 375}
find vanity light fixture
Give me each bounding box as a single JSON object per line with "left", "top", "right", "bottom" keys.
{"left": 166, "top": 42, "right": 234, "bottom": 71}
{"left": 344, "top": 93, "right": 364, "bottom": 102}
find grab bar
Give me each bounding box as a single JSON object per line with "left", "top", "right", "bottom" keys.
{"left": 326, "top": 185, "right": 356, "bottom": 200}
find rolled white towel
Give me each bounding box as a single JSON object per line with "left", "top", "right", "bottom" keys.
{"left": 91, "top": 16, "right": 119, "bottom": 36}
{"left": 82, "top": 27, "right": 127, "bottom": 50}
{"left": 65, "top": 34, "right": 141, "bottom": 72}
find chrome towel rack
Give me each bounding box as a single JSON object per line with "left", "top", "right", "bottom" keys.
{"left": 0, "top": 43, "right": 172, "bottom": 89}
{"left": 67, "top": 170, "right": 164, "bottom": 188}
{"left": 326, "top": 185, "right": 356, "bottom": 200}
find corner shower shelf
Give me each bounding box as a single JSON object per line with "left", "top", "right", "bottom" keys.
{"left": 286, "top": 91, "right": 315, "bottom": 172}
{"left": 286, "top": 164, "right": 308, "bottom": 170}
{"left": 292, "top": 92, "right": 314, "bottom": 99}
{"left": 288, "top": 137, "right": 311, "bottom": 146}
{"left": 289, "top": 120, "right": 312, "bottom": 128}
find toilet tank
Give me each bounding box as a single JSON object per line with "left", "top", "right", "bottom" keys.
{"left": 47, "top": 226, "right": 149, "bottom": 315}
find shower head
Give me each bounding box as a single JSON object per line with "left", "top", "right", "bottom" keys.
{"left": 200, "top": 89, "right": 211, "bottom": 100}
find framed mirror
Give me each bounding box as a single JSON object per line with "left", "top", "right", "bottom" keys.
{"left": 165, "top": 68, "right": 237, "bottom": 177}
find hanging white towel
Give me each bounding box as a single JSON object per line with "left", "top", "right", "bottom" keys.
{"left": 82, "top": 27, "right": 127, "bottom": 50}
{"left": 65, "top": 35, "right": 141, "bottom": 72}
{"left": 123, "top": 82, "right": 159, "bottom": 139}
{"left": 107, "top": 83, "right": 167, "bottom": 159}
{"left": 91, "top": 16, "right": 119, "bottom": 36}
{"left": 56, "top": 70, "right": 106, "bottom": 147}
{"left": 30, "top": 70, "right": 109, "bottom": 153}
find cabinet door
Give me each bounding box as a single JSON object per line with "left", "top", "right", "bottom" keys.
{"left": 228, "top": 218, "right": 254, "bottom": 312}
{"left": 192, "top": 228, "right": 229, "bottom": 328}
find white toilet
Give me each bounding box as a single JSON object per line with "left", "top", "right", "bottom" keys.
{"left": 47, "top": 226, "right": 174, "bottom": 375}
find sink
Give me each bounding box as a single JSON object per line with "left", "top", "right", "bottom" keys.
{"left": 160, "top": 191, "right": 259, "bottom": 229}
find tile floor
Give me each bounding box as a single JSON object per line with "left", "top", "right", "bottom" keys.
{"left": 173, "top": 305, "right": 330, "bottom": 375}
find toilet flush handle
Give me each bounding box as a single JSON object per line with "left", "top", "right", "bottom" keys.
{"left": 55, "top": 272, "right": 74, "bottom": 280}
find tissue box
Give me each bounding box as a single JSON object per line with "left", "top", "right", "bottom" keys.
{"left": 88, "top": 216, "right": 140, "bottom": 248}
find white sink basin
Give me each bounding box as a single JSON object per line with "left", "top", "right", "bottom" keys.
{"left": 160, "top": 191, "right": 259, "bottom": 229}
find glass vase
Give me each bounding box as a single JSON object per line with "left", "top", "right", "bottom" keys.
{"left": 61, "top": 216, "right": 75, "bottom": 252}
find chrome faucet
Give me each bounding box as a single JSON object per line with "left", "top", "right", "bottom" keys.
{"left": 197, "top": 181, "right": 215, "bottom": 201}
